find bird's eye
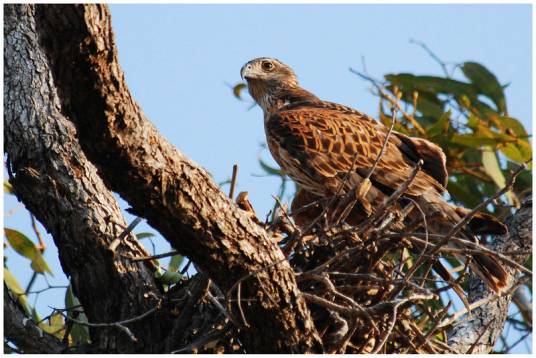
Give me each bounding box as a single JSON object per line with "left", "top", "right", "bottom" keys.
{"left": 261, "top": 61, "right": 274, "bottom": 71}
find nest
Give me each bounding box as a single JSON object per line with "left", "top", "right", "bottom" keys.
{"left": 267, "top": 195, "right": 456, "bottom": 354}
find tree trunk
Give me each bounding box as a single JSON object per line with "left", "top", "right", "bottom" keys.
{"left": 5, "top": 3, "right": 321, "bottom": 353}
{"left": 3, "top": 3, "right": 530, "bottom": 354}
{"left": 447, "top": 195, "right": 532, "bottom": 353}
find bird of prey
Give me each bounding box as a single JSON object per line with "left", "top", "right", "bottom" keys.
{"left": 241, "top": 57, "right": 509, "bottom": 293}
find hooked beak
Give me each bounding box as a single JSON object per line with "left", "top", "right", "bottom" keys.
{"left": 240, "top": 62, "right": 254, "bottom": 80}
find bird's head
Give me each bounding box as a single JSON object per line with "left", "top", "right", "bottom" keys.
{"left": 240, "top": 58, "right": 300, "bottom": 112}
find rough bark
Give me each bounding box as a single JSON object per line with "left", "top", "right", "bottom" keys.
{"left": 4, "top": 3, "right": 530, "bottom": 353}
{"left": 447, "top": 195, "right": 532, "bottom": 353}
{"left": 4, "top": 4, "right": 168, "bottom": 353}
{"left": 31, "top": 4, "right": 321, "bottom": 353}
{"left": 4, "top": 286, "right": 66, "bottom": 354}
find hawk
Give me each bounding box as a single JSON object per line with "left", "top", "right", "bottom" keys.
{"left": 241, "top": 57, "right": 509, "bottom": 293}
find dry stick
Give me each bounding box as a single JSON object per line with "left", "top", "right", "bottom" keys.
{"left": 59, "top": 303, "right": 160, "bottom": 342}
{"left": 109, "top": 217, "right": 142, "bottom": 253}
{"left": 436, "top": 276, "right": 529, "bottom": 330}
{"left": 399, "top": 160, "right": 530, "bottom": 289}
{"left": 229, "top": 164, "right": 238, "bottom": 199}
{"left": 334, "top": 105, "right": 399, "bottom": 225}
{"left": 349, "top": 68, "right": 426, "bottom": 135}
{"left": 396, "top": 234, "right": 532, "bottom": 276}
{"left": 370, "top": 304, "right": 399, "bottom": 354}
{"left": 415, "top": 302, "right": 452, "bottom": 351}
{"left": 272, "top": 195, "right": 300, "bottom": 235}
{"left": 126, "top": 250, "right": 179, "bottom": 262}
{"left": 303, "top": 291, "right": 433, "bottom": 317}
{"left": 30, "top": 214, "right": 46, "bottom": 252}
{"left": 357, "top": 159, "right": 423, "bottom": 234}
{"left": 171, "top": 323, "right": 231, "bottom": 353}
{"left": 423, "top": 160, "right": 531, "bottom": 270}
{"left": 236, "top": 281, "right": 249, "bottom": 328}
{"left": 302, "top": 273, "right": 379, "bottom": 334}
{"left": 206, "top": 290, "right": 230, "bottom": 320}
{"left": 409, "top": 322, "right": 438, "bottom": 354}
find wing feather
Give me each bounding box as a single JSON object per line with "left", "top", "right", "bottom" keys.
{"left": 266, "top": 102, "right": 444, "bottom": 198}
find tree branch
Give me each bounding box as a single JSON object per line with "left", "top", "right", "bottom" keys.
{"left": 33, "top": 4, "right": 321, "bottom": 353}
{"left": 447, "top": 195, "right": 532, "bottom": 353}
{"left": 4, "top": 4, "right": 166, "bottom": 352}
{"left": 4, "top": 286, "right": 66, "bottom": 354}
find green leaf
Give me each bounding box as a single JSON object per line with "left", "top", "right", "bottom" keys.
{"left": 385, "top": 73, "right": 478, "bottom": 97}
{"left": 500, "top": 142, "right": 531, "bottom": 163}
{"left": 232, "top": 83, "right": 247, "bottom": 100}
{"left": 461, "top": 62, "right": 506, "bottom": 114}
{"left": 4, "top": 268, "right": 30, "bottom": 315}
{"left": 135, "top": 232, "right": 155, "bottom": 240}
{"left": 447, "top": 180, "right": 482, "bottom": 209}
{"left": 168, "top": 254, "right": 184, "bottom": 273}
{"left": 65, "top": 284, "right": 90, "bottom": 345}
{"left": 154, "top": 267, "right": 182, "bottom": 285}
{"left": 38, "top": 313, "right": 65, "bottom": 339}
{"left": 481, "top": 147, "right": 516, "bottom": 205}
{"left": 4, "top": 228, "right": 52, "bottom": 275}
{"left": 450, "top": 134, "right": 498, "bottom": 148}
{"left": 499, "top": 117, "right": 528, "bottom": 138}
{"left": 427, "top": 112, "right": 450, "bottom": 138}
{"left": 482, "top": 147, "right": 506, "bottom": 188}
{"left": 4, "top": 181, "right": 14, "bottom": 194}
{"left": 259, "top": 158, "right": 284, "bottom": 176}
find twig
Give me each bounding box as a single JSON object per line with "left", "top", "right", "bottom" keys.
{"left": 357, "top": 159, "right": 423, "bottom": 233}
{"left": 30, "top": 214, "right": 46, "bottom": 252}
{"left": 171, "top": 324, "right": 230, "bottom": 353}
{"left": 409, "top": 39, "right": 450, "bottom": 77}
{"left": 349, "top": 68, "right": 426, "bottom": 135}
{"left": 125, "top": 250, "right": 179, "bottom": 262}
{"left": 437, "top": 277, "right": 528, "bottom": 329}
{"left": 236, "top": 281, "right": 249, "bottom": 327}
{"left": 440, "top": 160, "right": 529, "bottom": 246}
{"left": 229, "top": 164, "right": 238, "bottom": 199}
{"left": 333, "top": 105, "right": 399, "bottom": 225}
{"left": 371, "top": 304, "right": 398, "bottom": 354}
{"left": 109, "top": 217, "right": 143, "bottom": 253}
{"left": 59, "top": 302, "right": 160, "bottom": 342}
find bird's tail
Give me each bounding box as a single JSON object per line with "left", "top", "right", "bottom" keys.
{"left": 415, "top": 192, "right": 510, "bottom": 294}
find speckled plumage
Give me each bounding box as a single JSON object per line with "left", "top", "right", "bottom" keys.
{"left": 241, "top": 57, "right": 509, "bottom": 293}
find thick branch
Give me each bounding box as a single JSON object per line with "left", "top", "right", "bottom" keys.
{"left": 33, "top": 4, "right": 321, "bottom": 353}
{"left": 4, "top": 286, "right": 65, "bottom": 354}
{"left": 4, "top": 4, "right": 167, "bottom": 352}
{"left": 447, "top": 195, "right": 532, "bottom": 353}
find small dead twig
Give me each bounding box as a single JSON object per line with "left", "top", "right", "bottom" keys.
{"left": 125, "top": 250, "right": 179, "bottom": 262}
{"left": 370, "top": 304, "right": 398, "bottom": 354}
{"left": 333, "top": 105, "right": 399, "bottom": 225}
{"left": 30, "top": 214, "right": 46, "bottom": 252}
{"left": 349, "top": 68, "right": 426, "bottom": 135}
{"left": 236, "top": 281, "right": 249, "bottom": 328}
{"left": 229, "top": 164, "right": 238, "bottom": 199}
{"left": 109, "top": 217, "right": 143, "bottom": 253}
{"left": 60, "top": 302, "right": 160, "bottom": 342}
{"left": 428, "top": 160, "right": 529, "bottom": 260}
{"left": 357, "top": 159, "right": 423, "bottom": 233}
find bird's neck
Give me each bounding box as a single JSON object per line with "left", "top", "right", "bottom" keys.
{"left": 248, "top": 81, "right": 319, "bottom": 115}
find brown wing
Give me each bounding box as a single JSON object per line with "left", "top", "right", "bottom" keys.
{"left": 265, "top": 101, "right": 443, "bottom": 199}
{"left": 393, "top": 132, "right": 448, "bottom": 188}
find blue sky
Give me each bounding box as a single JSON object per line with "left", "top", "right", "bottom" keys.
{"left": 4, "top": 3, "right": 532, "bottom": 353}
